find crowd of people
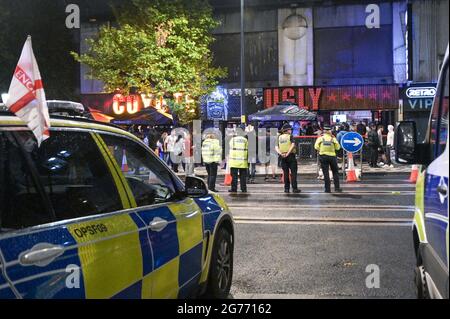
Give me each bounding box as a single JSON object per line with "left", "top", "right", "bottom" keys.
{"left": 125, "top": 120, "right": 396, "bottom": 194}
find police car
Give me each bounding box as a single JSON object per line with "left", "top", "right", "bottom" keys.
{"left": 396, "top": 45, "right": 449, "bottom": 299}
{"left": 0, "top": 105, "right": 234, "bottom": 299}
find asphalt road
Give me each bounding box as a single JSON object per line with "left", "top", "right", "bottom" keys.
{"left": 214, "top": 173, "right": 417, "bottom": 299}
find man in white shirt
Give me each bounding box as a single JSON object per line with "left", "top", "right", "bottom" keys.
{"left": 385, "top": 125, "right": 395, "bottom": 168}
{"left": 164, "top": 133, "right": 176, "bottom": 166}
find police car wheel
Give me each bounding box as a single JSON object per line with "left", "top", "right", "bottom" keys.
{"left": 205, "top": 227, "right": 233, "bottom": 299}
{"left": 414, "top": 266, "right": 429, "bottom": 299}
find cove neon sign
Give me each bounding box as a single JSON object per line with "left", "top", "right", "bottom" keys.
{"left": 112, "top": 93, "right": 195, "bottom": 115}
{"left": 112, "top": 94, "right": 140, "bottom": 115}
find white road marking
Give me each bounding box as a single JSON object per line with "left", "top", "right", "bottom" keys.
{"left": 234, "top": 216, "right": 412, "bottom": 226}
{"left": 229, "top": 206, "right": 414, "bottom": 212}
{"left": 235, "top": 220, "right": 412, "bottom": 226}
{"left": 222, "top": 191, "right": 414, "bottom": 195}
{"left": 218, "top": 184, "right": 414, "bottom": 188}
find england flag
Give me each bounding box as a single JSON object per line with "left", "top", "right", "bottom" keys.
{"left": 6, "top": 36, "right": 50, "bottom": 146}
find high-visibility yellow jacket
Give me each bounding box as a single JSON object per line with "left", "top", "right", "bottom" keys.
{"left": 229, "top": 136, "right": 248, "bottom": 168}
{"left": 278, "top": 133, "right": 294, "bottom": 153}
{"left": 202, "top": 138, "right": 222, "bottom": 163}
{"left": 315, "top": 134, "right": 341, "bottom": 156}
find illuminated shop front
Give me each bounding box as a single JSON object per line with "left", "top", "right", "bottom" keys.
{"left": 79, "top": 92, "right": 198, "bottom": 126}
{"left": 262, "top": 84, "right": 399, "bottom": 127}
{"left": 400, "top": 82, "right": 437, "bottom": 142}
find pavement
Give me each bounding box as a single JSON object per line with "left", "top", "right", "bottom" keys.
{"left": 176, "top": 162, "right": 412, "bottom": 178}
{"left": 208, "top": 174, "right": 417, "bottom": 299}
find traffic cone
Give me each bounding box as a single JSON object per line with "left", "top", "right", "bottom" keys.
{"left": 409, "top": 165, "right": 419, "bottom": 183}
{"left": 223, "top": 163, "right": 232, "bottom": 186}
{"left": 121, "top": 150, "right": 129, "bottom": 173}
{"left": 345, "top": 152, "right": 358, "bottom": 182}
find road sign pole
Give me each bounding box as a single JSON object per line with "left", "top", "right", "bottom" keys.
{"left": 360, "top": 147, "right": 363, "bottom": 178}
{"left": 343, "top": 151, "right": 346, "bottom": 180}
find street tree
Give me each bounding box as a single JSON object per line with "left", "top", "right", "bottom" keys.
{"left": 72, "top": 0, "right": 226, "bottom": 124}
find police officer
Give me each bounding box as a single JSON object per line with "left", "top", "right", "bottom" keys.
{"left": 276, "top": 124, "right": 301, "bottom": 193}
{"left": 202, "top": 133, "right": 222, "bottom": 192}
{"left": 314, "top": 125, "right": 343, "bottom": 193}
{"left": 228, "top": 125, "right": 248, "bottom": 193}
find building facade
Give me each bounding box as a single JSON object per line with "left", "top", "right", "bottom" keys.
{"left": 76, "top": 0, "right": 449, "bottom": 130}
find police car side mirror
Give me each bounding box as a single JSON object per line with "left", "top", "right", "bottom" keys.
{"left": 395, "top": 121, "right": 418, "bottom": 164}
{"left": 185, "top": 176, "right": 209, "bottom": 197}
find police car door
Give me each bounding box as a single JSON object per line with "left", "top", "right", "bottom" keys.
{"left": 0, "top": 129, "right": 140, "bottom": 298}
{"left": 423, "top": 52, "right": 449, "bottom": 298}
{"left": 99, "top": 134, "right": 204, "bottom": 299}
{"left": 0, "top": 252, "right": 17, "bottom": 298}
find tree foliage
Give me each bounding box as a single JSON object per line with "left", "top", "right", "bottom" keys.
{"left": 73, "top": 0, "right": 226, "bottom": 124}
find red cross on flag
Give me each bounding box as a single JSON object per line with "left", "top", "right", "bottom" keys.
{"left": 6, "top": 36, "right": 50, "bottom": 146}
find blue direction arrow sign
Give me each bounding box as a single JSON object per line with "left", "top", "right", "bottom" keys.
{"left": 341, "top": 132, "right": 364, "bottom": 153}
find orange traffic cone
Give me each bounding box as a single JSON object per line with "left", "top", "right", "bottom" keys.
{"left": 345, "top": 152, "right": 358, "bottom": 182}
{"left": 121, "top": 150, "right": 129, "bottom": 172}
{"left": 223, "top": 163, "right": 232, "bottom": 186}
{"left": 409, "top": 165, "right": 419, "bottom": 183}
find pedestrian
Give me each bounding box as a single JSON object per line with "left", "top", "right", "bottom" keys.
{"left": 336, "top": 123, "right": 349, "bottom": 145}
{"left": 172, "top": 134, "right": 184, "bottom": 173}
{"left": 202, "top": 133, "right": 222, "bottom": 192}
{"left": 385, "top": 124, "right": 395, "bottom": 168}
{"left": 143, "top": 134, "right": 150, "bottom": 147}
{"left": 164, "top": 131, "right": 176, "bottom": 166}
{"left": 246, "top": 124, "right": 257, "bottom": 184}
{"left": 314, "top": 125, "right": 342, "bottom": 193}
{"left": 264, "top": 129, "right": 277, "bottom": 181}
{"left": 276, "top": 123, "right": 301, "bottom": 193}
{"left": 305, "top": 123, "right": 314, "bottom": 136}
{"left": 313, "top": 123, "right": 323, "bottom": 136}
{"left": 147, "top": 126, "right": 158, "bottom": 152}
{"left": 367, "top": 123, "right": 380, "bottom": 168}
{"left": 228, "top": 125, "right": 248, "bottom": 193}
{"left": 336, "top": 123, "right": 348, "bottom": 159}
{"left": 157, "top": 132, "right": 167, "bottom": 161}
{"left": 183, "top": 132, "right": 194, "bottom": 176}
{"left": 356, "top": 121, "right": 367, "bottom": 136}
{"left": 377, "top": 125, "right": 388, "bottom": 167}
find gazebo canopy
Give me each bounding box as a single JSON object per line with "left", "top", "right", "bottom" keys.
{"left": 248, "top": 102, "right": 317, "bottom": 122}
{"left": 111, "top": 107, "right": 173, "bottom": 126}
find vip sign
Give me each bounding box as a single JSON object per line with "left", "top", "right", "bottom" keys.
{"left": 406, "top": 87, "right": 437, "bottom": 99}
{"left": 401, "top": 83, "right": 437, "bottom": 112}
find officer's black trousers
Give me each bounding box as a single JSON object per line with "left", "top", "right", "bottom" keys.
{"left": 280, "top": 154, "right": 298, "bottom": 191}
{"left": 369, "top": 146, "right": 378, "bottom": 167}
{"left": 205, "top": 162, "right": 218, "bottom": 190}
{"left": 230, "top": 168, "right": 247, "bottom": 192}
{"left": 319, "top": 155, "right": 340, "bottom": 192}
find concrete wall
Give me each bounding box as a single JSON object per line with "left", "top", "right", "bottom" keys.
{"left": 80, "top": 22, "right": 105, "bottom": 94}
{"left": 212, "top": 2, "right": 404, "bottom": 87}
{"left": 411, "top": 0, "right": 449, "bottom": 82}
{"left": 212, "top": 7, "right": 279, "bottom": 88}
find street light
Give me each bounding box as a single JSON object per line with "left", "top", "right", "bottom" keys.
{"left": 240, "top": 0, "right": 246, "bottom": 124}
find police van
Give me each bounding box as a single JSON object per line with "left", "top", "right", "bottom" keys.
{"left": 396, "top": 45, "right": 449, "bottom": 299}
{"left": 0, "top": 103, "right": 234, "bottom": 299}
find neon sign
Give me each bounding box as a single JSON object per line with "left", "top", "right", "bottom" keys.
{"left": 112, "top": 93, "right": 195, "bottom": 115}
{"left": 112, "top": 94, "right": 140, "bottom": 115}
